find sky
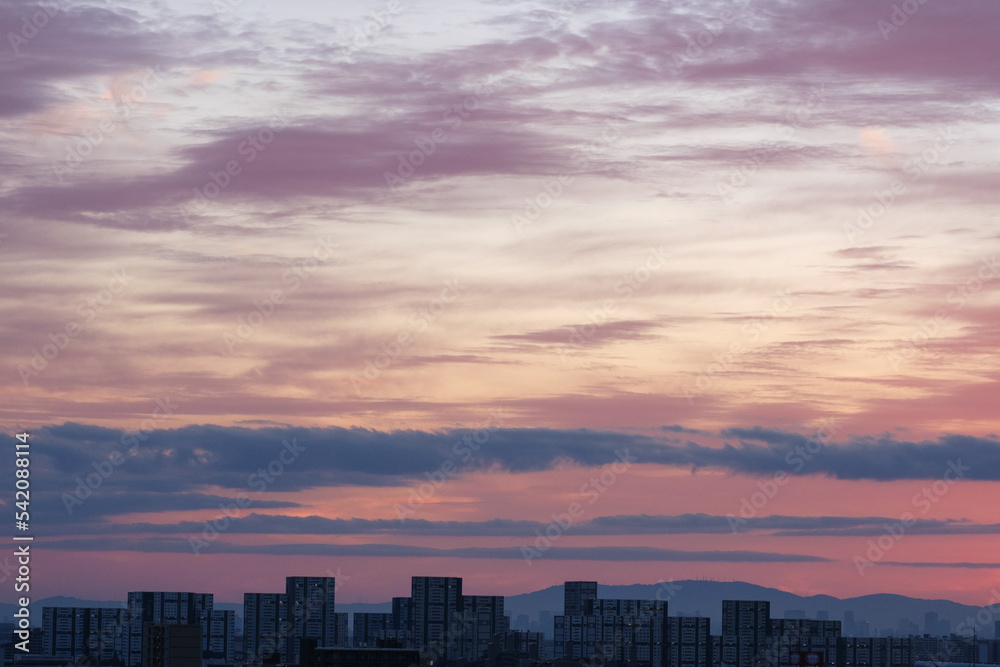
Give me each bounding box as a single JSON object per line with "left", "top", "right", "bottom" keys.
{"left": 1, "top": 0, "right": 999, "bottom": 610}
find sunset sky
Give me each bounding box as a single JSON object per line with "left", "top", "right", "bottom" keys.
{"left": 1, "top": 0, "right": 999, "bottom": 607}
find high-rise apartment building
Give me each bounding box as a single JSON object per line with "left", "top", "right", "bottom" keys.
{"left": 206, "top": 609, "right": 235, "bottom": 663}
{"left": 769, "top": 618, "right": 841, "bottom": 667}
{"left": 722, "top": 601, "right": 771, "bottom": 667}
{"left": 243, "top": 593, "right": 287, "bottom": 663}
{"left": 838, "top": 637, "right": 914, "bottom": 667}
{"left": 843, "top": 613, "right": 855, "bottom": 639}
{"left": 334, "top": 612, "right": 349, "bottom": 648}
{"left": 554, "top": 614, "right": 599, "bottom": 661}
{"left": 555, "top": 585, "right": 668, "bottom": 666}
{"left": 924, "top": 613, "right": 939, "bottom": 638}
{"left": 772, "top": 621, "right": 841, "bottom": 640}
{"left": 142, "top": 624, "right": 203, "bottom": 667}
{"left": 591, "top": 599, "right": 667, "bottom": 618}
{"left": 496, "top": 630, "right": 543, "bottom": 660}
{"left": 669, "top": 617, "right": 711, "bottom": 667}
{"left": 596, "top": 611, "right": 669, "bottom": 665}
{"left": 461, "top": 595, "right": 507, "bottom": 661}
{"left": 564, "top": 582, "right": 599, "bottom": 616}
{"left": 126, "top": 593, "right": 214, "bottom": 667}
{"left": 391, "top": 597, "right": 413, "bottom": 647}
{"left": 43, "top": 607, "right": 128, "bottom": 664}
{"left": 411, "top": 576, "right": 463, "bottom": 661}
{"left": 284, "top": 577, "right": 337, "bottom": 665}
{"left": 353, "top": 613, "right": 394, "bottom": 648}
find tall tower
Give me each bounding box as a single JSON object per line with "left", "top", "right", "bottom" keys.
{"left": 722, "top": 600, "right": 771, "bottom": 667}
{"left": 243, "top": 593, "right": 286, "bottom": 663}
{"left": 669, "top": 616, "right": 712, "bottom": 667}
{"left": 284, "top": 577, "right": 336, "bottom": 665}
{"left": 924, "top": 612, "right": 938, "bottom": 637}
{"left": 43, "top": 607, "right": 128, "bottom": 664}
{"left": 461, "top": 595, "right": 506, "bottom": 661}
{"left": 126, "top": 592, "right": 213, "bottom": 667}
{"left": 411, "top": 577, "right": 463, "bottom": 662}
{"left": 556, "top": 582, "right": 599, "bottom": 661}
{"left": 564, "top": 581, "right": 598, "bottom": 616}
{"left": 392, "top": 597, "right": 413, "bottom": 647}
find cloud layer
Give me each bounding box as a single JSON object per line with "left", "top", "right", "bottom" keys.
{"left": 2, "top": 0, "right": 999, "bottom": 605}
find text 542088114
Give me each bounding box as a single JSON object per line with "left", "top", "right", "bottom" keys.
{"left": 12, "top": 432, "right": 33, "bottom": 653}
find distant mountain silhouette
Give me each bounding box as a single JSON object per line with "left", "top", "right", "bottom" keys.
{"left": 502, "top": 581, "right": 992, "bottom": 637}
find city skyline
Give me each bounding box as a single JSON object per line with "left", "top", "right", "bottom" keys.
{"left": 11, "top": 577, "right": 1000, "bottom": 634}
{"left": 30, "top": 578, "right": 998, "bottom": 667}
{"left": 2, "top": 0, "right": 1000, "bottom": 611}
